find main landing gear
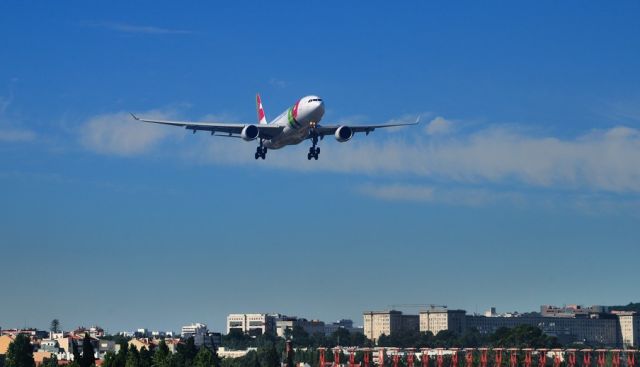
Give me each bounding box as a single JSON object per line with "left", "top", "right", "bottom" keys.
{"left": 255, "top": 139, "right": 267, "bottom": 160}
{"left": 307, "top": 135, "right": 320, "bottom": 160}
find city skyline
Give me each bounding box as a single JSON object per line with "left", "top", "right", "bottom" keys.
{"left": 3, "top": 302, "right": 638, "bottom": 336}
{"left": 1, "top": 1, "right": 639, "bottom": 338}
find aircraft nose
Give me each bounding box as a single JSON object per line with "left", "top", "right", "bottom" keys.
{"left": 316, "top": 100, "right": 325, "bottom": 115}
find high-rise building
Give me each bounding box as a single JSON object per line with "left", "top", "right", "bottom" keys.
{"left": 614, "top": 311, "right": 640, "bottom": 348}
{"left": 419, "top": 307, "right": 466, "bottom": 335}
{"left": 227, "top": 314, "right": 276, "bottom": 336}
{"left": 363, "top": 310, "right": 418, "bottom": 342}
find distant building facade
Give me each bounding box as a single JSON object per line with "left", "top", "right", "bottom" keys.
{"left": 227, "top": 314, "right": 276, "bottom": 336}
{"left": 365, "top": 304, "right": 639, "bottom": 347}
{"left": 181, "top": 323, "right": 220, "bottom": 351}
{"left": 614, "top": 311, "right": 640, "bottom": 348}
{"left": 363, "top": 310, "right": 419, "bottom": 342}
{"left": 419, "top": 307, "right": 466, "bottom": 335}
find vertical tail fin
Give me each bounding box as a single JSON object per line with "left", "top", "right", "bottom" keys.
{"left": 256, "top": 93, "right": 267, "bottom": 124}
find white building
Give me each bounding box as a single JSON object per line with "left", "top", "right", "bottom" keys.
{"left": 181, "top": 323, "right": 208, "bottom": 338}
{"left": 227, "top": 314, "right": 275, "bottom": 336}
{"left": 419, "top": 307, "right": 466, "bottom": 335}
{"left": 615, "top": 311, "right": 640, "bottom": 347}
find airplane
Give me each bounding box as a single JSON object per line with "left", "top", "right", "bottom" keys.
{"left": 130, "top": 94, "right": 420, "bottom": 160}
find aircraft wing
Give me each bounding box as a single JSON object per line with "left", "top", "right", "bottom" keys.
{"left": 130, "top": 114, "right": 284, "bottom": 139}
{"left": 314, "top": 116, "right": 421, "bottom": 136}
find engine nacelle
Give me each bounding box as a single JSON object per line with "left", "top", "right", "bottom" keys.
{"left": 334, "top": 126, "right": 353, "bottom": 142}
{"left": 241, "top": 125, "right": 259, "bottom": 141}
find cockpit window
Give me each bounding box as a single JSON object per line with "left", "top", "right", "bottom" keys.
{"left": 307, "top": 98, "right": 323, "bottom": 103}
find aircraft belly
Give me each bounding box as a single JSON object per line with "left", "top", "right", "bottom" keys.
{"left": 265, "top": 126, "right": 307, "bottom": 149}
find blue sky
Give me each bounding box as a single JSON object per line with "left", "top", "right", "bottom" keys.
{"left": 1, "top": 1, "right": 639, "bottom": 334}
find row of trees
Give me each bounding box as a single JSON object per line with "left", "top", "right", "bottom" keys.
{"left": 376, "top": 325, "right": 562, "bottom": 349}
{"left": 223, "top": 325, "right": 562, "bottom": 350}
{"left": 222, "top": 328, "right": 370, "bottom": 351}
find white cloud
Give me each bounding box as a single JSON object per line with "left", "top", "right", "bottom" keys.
{"left": 0, "top": 129, "right": 36, "bottom": 142}
{"left": 87, "top": 22, "right": 192, "bottom": 35}
{"left": 358, "top": 184, "right": 527, "bottom": 207}
{"left": 181, "top": 123, "right": 640, "bottom": 192}
{"left": 425, "top": 116, "right": 453, "bottom": 135}
{"left": 360, "top": 184, "right": 435, "bottom": 202}
{"left": 81, "top": 107, "right": 640, "bottom": 193}
{"left": 79, "top": 110, "right": 180, "bottom": 156}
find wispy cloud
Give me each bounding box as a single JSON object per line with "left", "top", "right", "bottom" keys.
{"left": 0, "top": 129, "right": 36, "bottom": 142}
{"left": 269, "top": 78, "right": 288, "bottom": 88}
{"left": 79, "top": 109, "right": 182, "bottom": 156}
{"left": 0, "top": 93, "right": 37, "bottom": 143}
{"left": 188, "top": 122, "right": 640, "bottom": 193}
{"left": 80, "top": 108, "right": 640, "bottom": 194}
{"left": 358, "top": 183, "right": 528, "bottom": 207}
{"left": 425, "top": 116, "right": 454, "bottom": 135}
{"left": 86, "top": 22, "right": 192, "bottom": 35}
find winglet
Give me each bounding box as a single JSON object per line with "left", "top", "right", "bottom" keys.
{"left": 415, "top": 115, "right": 421, "bottom": 124}
{"left": 130, "top": 112, "right": 140, "bottom": 121}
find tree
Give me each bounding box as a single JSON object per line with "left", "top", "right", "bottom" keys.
{"left": 257, "top": 344, "right": 280, "bottom": 367}
{"left": 153, "top": 340, "right": 171, "bottom": 367}
{"left": 114, "top": 342, "right": 128, "bottom": 367}
{"left": 43, "top": 355, "right": 58, "bottom": 367}
{"left": 194, "top": 347, "right": 217, "bottom": 367}
{"left": 102, "top": 352, "right": 117, "bottom": 367}
{"left": 139, "top": 348, "right": 152, "bottom": 367}
{"left": 176, "top": 338, "right": 197, "bottom": 367}
{"left": 5, "top": 334, "right": 35, "bottom": 367}
{"left": 81, "top": 334, "right": 96, "bottom": 367}
{"left": 72, "top": 342, "right": 81, "bottom": 364}
{"left": 50, "top": 320, "right": 61, "bottom": 334}
{"left": 125, "top": 345, "right": 141, "bottom": 367}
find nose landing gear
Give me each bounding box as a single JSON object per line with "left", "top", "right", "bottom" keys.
{"left": 307, "top": 135, "right": 320, "bottom": 160}
{"left": 255, "top": 139, "right": 267, "bottom": 160}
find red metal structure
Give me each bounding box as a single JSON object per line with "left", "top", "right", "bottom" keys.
{"left": 611, "top": 350, "right": 621, "bottom": 367}
{"left": 464, "top": 349, "right": 474, "bottom": 367}
{"left": 582, "top": 349, "right": 592, "bottom": 367}
{"left": 407, "top": 349, "right": 416, "bottom": 367}
{"left": 349, "top": 349, "right": 356, "bottom": 367}
{"left": 494, "top": 348, "right": 503, "bottom": 367}
{"left": 538, "top": 349, "right": 548, "bottom": 367}
{"left": 479, "top": 349, "right": 489, "bottom": 367}
{"left": 334, "top": 348, "right": 341, "bottom": 367}
{"left": 628, "top": 351, "right": 636, "bottom": 367}
{"left": 596, "top": 350, "right": 606, "bottom": 367}
{"left": 421, "top": 349, "right": 430, "bottom": 367}
{"left": 552, "top": 350, "right": 562, "bottom": 367}
{"left": 507, "top": 349, "right": 517, "bottom": 367}
{"left": 523, "top": 349, "right": 533, "bottom": 367}
{"left": 451, "top": 348, "right": 459, "bottom": 367}
{"left": 319, "top": 348, "right": 327, "bottom": 367}
{"left": 567, "top": 350, "right": 577, "bottom": 367}
{"left": 379, "top": 349, "right": 385, "bottom": 367}
{"left": 392, "top": 349, "right": 400, "bottom": 367}
{"left": 362, "top": 349, "right": 370, "bottom": 367}
{"left": 437, "top": 349, "right": 444, "bottom": 367}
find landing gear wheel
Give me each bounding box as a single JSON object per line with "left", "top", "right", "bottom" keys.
{"left": 308, "top": 135, "right": 320, "bottom": 160}
{"left": 256, "top": 146, "right": 267, "bottom": 160}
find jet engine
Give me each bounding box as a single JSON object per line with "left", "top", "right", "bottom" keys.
{"left": 334, "top": 126, "right": 353, "bottom": 142}
{"left": 241, "top": 125, "right": 259, "bottom": 141}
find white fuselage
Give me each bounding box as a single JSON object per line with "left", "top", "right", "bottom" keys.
{"left": 263, "top": 95, "right": 325, "bottom": 149}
